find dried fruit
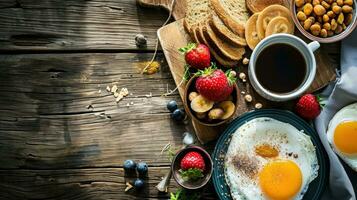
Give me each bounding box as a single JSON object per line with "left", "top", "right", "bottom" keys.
{"left": 188, "top": 92, "right": 199, "bottom": 102}
{"left": 208, "top": 108, "right": 224, "bottom": 120}
{"left": 218, "top": 101, "right": 236, "bottom": 120}
{"left": 190, "top": 95, "right": 214, "bottom": 113}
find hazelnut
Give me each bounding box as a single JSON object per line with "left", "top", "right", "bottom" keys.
{"left": 295, "top": 0, "right": 306, "bottom": 7}
{"left": 323, "top": 14, "right": 330, "bottom": 22}
{"left": 310, "top": 23, "right": 322, "bottom": 35}
{"left": 314, "top": 5, "right": 326, "bottom": 15}
{"left": 244, "top": 95, "right": 253, "bottom": 102}
{"left": 320, "top": 28, "right": 328, "bottom": 37}
{"left": 323, "top": 22, "right": 331, "bottom": 30}
{"left": 304, "top": 18, "right": 314, "bottom": 30}
{"left": 229, "top": 70, "right": 237, "bottom": 77}
{"left": 342, "top": 5, "right": 353, "bottom": 13}
{"left": 337, "top": 0, "right": 344, "bottom": 6}
{"left": 325, "top": 0, "right": 334, "bottom": 3}
{"left": 242, "top": 57, "right": 250, "bottom": 65}
{"left": 344, "top": 0, "right": 353, "bottom": 6}
{"left": 297, "top": 11, "right": 307, "bottom": 21}
{"left": 332, "top": 5, "right": 342, "bottom": 14}
{"left": 303, "top": 3, "right": 314, "bottom": 15}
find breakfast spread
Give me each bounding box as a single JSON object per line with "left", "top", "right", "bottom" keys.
{"left": 327, "top": 102, "right": 357, "bottom": 171}
{"left": 225, "top": 118, "right": 319, "bottom": 199}
{"left": 294, "top": 0, "right": 354, "bottom": 37}
{"left": 159, "top": 0, "right": 357, "bottom": 198}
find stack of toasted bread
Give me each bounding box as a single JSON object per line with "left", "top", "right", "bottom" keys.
{"left": 183, "top": 0, "right": 290, "bottom": 67}
{"left": 184, "top": 0, "right": 250, "bottom": 67}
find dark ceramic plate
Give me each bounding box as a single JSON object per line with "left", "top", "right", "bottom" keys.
{"left": 212, "top": 109, "right": 328, "bottom": 200}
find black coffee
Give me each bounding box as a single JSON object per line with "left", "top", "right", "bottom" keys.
{"left": 255, "top": 43, "right": 307, "bottom": 94}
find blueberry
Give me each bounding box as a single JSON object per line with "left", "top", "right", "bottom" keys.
{"left": 171, "top": 108, "right": 185, "bottom": 121}
{"left": 123, "top": 160, "right": 136, "bottom": 171}
{"left": 167, "top": 100, "right": 178, "bottom": 112}
{"left": 136, "top": 162, "right": 148, "bottom": 175}
{"left": 134, "top": 178, "right": 145, "bottom": 189}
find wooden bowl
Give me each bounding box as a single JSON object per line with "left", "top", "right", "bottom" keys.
{"left": 183, "top": 76, "right": 239, "bottom": 127}
{"left": 171, "top": 146, "right": 213, "bottom": 190}
{"left": 291, "top": 0, "right": 357, "bottom": 43}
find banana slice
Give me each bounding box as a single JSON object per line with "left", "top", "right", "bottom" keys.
{"left": 218, "top": 101, "right": 236, "bottom": 120}
{"left": 191, "top": 95, "right": 214, "bottom": 113}
{"left": 256, "top": 5, "right": 292, "bottom": 39}
{"left": 265, "top": 16, "right": 295, "bottom": 36}
{"left": 245, "top": 13, "right": 261, "bottom": 50}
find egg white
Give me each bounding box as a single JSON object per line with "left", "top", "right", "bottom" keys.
{"left": 225, "top": 117, "right": 319, "bottom": 200}
{"left": 327, "top": 102, "right": 357, "bottom": 171}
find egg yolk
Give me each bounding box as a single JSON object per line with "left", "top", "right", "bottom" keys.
{"left": 259, "top": 160, "right": 302, "bottom": 200}
{"left": 333, "top": 121, "right": 357, "bottom": 155}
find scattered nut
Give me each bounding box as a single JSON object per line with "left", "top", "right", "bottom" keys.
{"left": 323, "top": 22, "right": 331, "bottom": 30}
{"left": 242, "top": 57, "right": 250, "bottom": 65}
{"left": 241, "top": 91, "right": 246, "bottom": 95}
{"left": 320, "top": 28, "right": 328, "bottom": 37}
{"left": 297, "top": 11, "right": 307, "bottom": 20}
{"left": 125, "top": 182, "right": 133, "bottom": 192}
{"left": 342, "top": 5, "right": 353, "bottom": 13}
{"left": 314, "top": 5, "right": 326, "bottom": 15}
{"left": 244, "top": 94, "right": 253, "bottom": 102}
{"left": 255, "top": 103, "right": 263, "bottom": 109}
{"left": 114, "top": 92, "right": 119, "bottom": 98}
{"left": 303, "top": 3, "right": 314, "bottom": 15}
{"left": 106, "top": 85, "right": 111, "bottom": 92}
{"left": 344, "top": 0, "right": 353, "bottom": 6}
{"left": 239, "top": 73, "right": 246, "bottom": 80}
{"left": 295, "top": 0, "right": 305, "bottom": 7}
{"left": 337, "top": 13, "right": 345, "bottom": 24}
{"left": 337, "top": 0, "right": 344, "bottom": 6}
{"left": 332, "top": 5, "right": 342, "bottom": 14}
{"left": 116, "top": 94, "right": 124, "bottom": 102}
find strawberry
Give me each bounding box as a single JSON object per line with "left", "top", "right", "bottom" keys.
{"left": 295, "top": 94, "right": 322, "bottom": 120}
{"left": 180, "top": 151, "right": 206, "bottom": 181}
{"left": 195, "top": 66, "right": 236, "bottom": 102}
{"left": 179, "top": 43, "right": 211, "bottom": 70}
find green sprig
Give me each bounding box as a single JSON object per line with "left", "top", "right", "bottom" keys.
{"left": 179, "top": 168, "right": 204, "bottom": 181}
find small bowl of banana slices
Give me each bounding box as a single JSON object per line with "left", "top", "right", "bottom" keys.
{"left": 184, "top": 76, "right": 239, "bottom": 127}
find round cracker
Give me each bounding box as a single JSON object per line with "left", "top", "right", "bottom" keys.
{"left": 256, "top": 5, "right": 293, "bottom": 39}
{"left": 245, "top": 13, "right": 261, "bottom": 50}
{"left": 265, "top": 16, "right": 295, "bottom": 36}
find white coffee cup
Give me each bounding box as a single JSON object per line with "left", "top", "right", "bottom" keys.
{"left": 248, "top": 33, "right": 320, "bottom": 102}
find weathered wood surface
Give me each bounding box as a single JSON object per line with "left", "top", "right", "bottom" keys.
{"left": 138, "top": 0, "right": 186, "bottom": 20}
{"left": 158, "top": 19, "right": 338, "bottom": 143}
{"left": 0, "top": 0, "right": 169, "bottom": 51}
{"left": 0, "top": 167, "right": 217, "bottom": 199}
{"left": 0, "top": 53, "right": 189, "bottom": 169}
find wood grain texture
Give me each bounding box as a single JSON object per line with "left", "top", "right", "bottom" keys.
{"left": 0, "top": 167, "right": 217, "bottom": 200}
{"left": 158, "top": 19, "right": 338, "bottom": 143}
{"left": 0, "top": 0, "right": 168, "bottom": 51}
{"left": 0, "top": 53, "right": 190, "bottom": 169}
{"left": 138, "top": 0, "right": 186, "bottom": 20}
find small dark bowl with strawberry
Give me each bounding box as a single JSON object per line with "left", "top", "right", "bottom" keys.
{"left": 171, "top": 146, "right": 213, "bottom": 190}
{"left": 184, "top": 66, "right": 239, "bottom": 126}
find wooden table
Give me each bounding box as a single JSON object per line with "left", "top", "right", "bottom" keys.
{"left": 0, "top": 0, "right": 340, "bottom": 199}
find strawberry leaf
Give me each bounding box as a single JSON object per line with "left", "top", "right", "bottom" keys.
{"left": 179, "top": 168, "right": 204, "bottom": 181}
{"left": 225, "top": 69, "right": 237, "bottom": 86}
{"left": 316, "top": 95, "right": 326, "bottom": 108}
{"left": 178, "top": 43, "right": 196, "bottom": 54}
{"left": 183, "top": 64, "right": 191, "bottom": 81}
{"left": 194, "top": 62, "right": 217, "bottom": 77}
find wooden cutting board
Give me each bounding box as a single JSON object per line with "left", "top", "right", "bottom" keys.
{"left": 140, "top": 0, "right": 337, "bottom": 143}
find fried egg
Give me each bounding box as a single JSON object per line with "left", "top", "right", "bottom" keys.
{"left": 225, "top": 117, "right": 319, "bottom": 200}
{"left": 327, "top": 102, "right": 357, "bottom": 171}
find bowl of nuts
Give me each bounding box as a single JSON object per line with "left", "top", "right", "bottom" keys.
{"left": 292, "top": 0, "right": 357, "bottom": 43}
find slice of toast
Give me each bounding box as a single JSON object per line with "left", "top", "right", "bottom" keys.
{"left": 208, "top": 12, "right": 247, "bottom": 47}
{"left": 184, "top": 0, "right": 210, "bottom": 37}
{"left": 201, "top": 22, "right": 245, "bottom": 61}
{"left": 192, "top": 24, "right": 238, "bottom": 67}
{"left": 246, "top": 0, "right": 288, "bottom": 13}
{"left": 210, "top": 0, "right": 250, "bottom": 37}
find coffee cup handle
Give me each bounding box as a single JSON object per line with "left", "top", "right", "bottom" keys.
{"left": 307, "top": 41, "right": 320, "bottom": 52}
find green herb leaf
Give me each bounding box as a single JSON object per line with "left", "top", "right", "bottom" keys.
{"left": 179, "top": 168, "right": 204, "bottom": 181}
{"left": 183, "top": 64, "right": 191, "bottom": 81}
{"left": 178, "top": 43, "right": 197, "bottom": 54}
